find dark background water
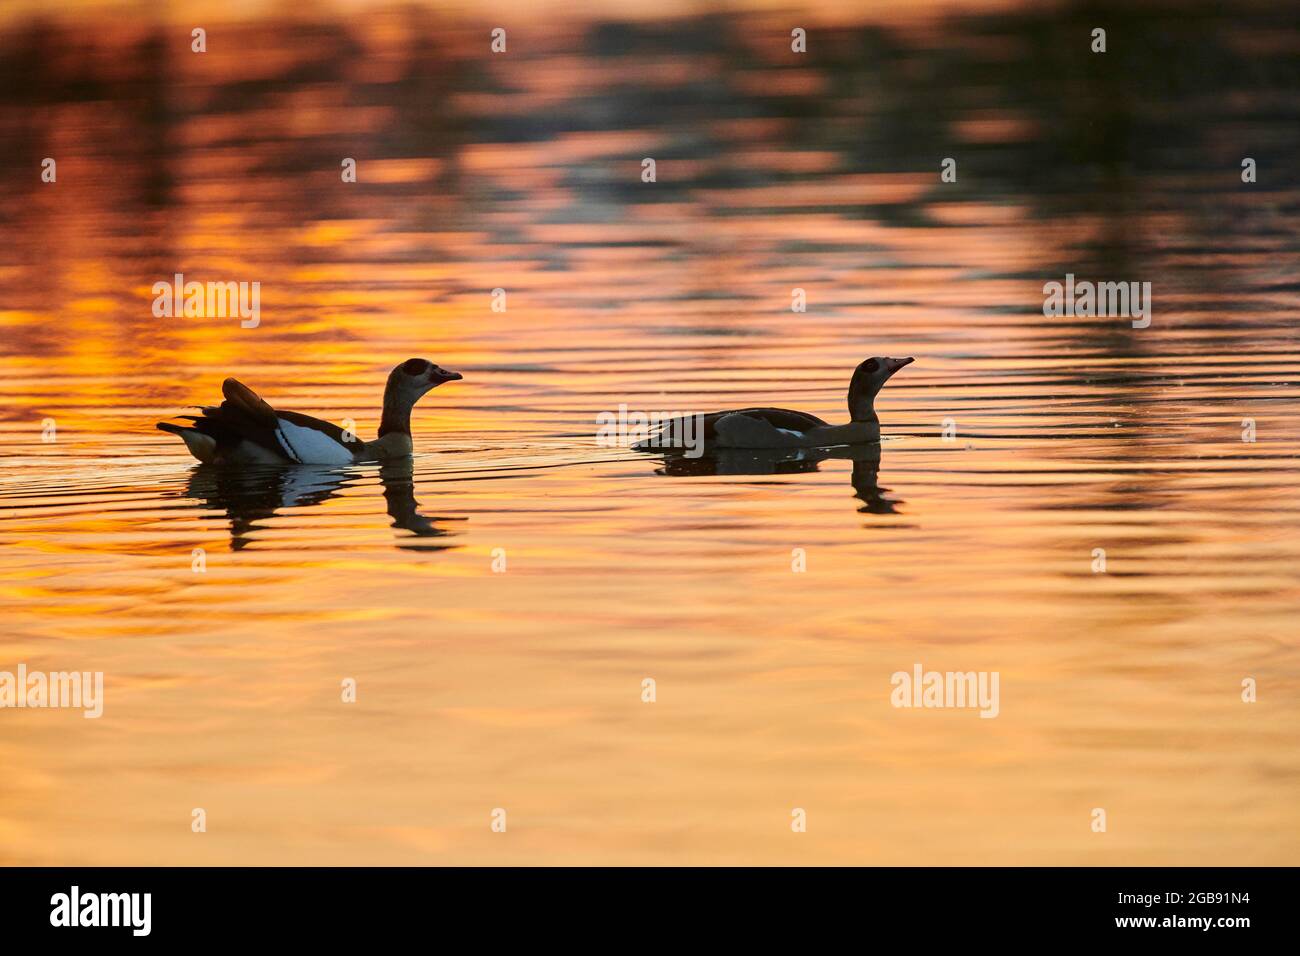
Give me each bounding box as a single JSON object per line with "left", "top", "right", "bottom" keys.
{"left": 1, "top": 1, "right": 1297, "bottom": 865}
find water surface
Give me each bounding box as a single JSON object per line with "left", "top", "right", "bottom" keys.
{"left": 1, "top": 3, "right": 1298, "bottom": 864}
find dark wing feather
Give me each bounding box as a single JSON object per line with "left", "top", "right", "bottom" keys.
{"left": 635, "top": 407, "right": 829, "bottom": 449}
{"left": 706, "top": 407, "right": 829, "bottom": 436}
{"left": 159, "top": 378, "right": 365, "bottom": 460}
{"left": 182, "top": 378, "right": 288, "bottom": 456}
{"left": 221, "top": 378, "right": 279, "bottom": 427}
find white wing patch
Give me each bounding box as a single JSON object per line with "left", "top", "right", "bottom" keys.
{"left": 275, "top": 418, "right": 356, "bottom": 465}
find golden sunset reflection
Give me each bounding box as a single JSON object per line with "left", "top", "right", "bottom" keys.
{"left": 1, "top": 3, "right": 1298, "bottom": 865}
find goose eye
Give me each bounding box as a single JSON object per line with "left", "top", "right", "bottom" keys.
{"left": 402, "top": 358, "right": 430, "bottom": 375}
{"left": 864, "top": 359, "right": 879, "bottom": 372}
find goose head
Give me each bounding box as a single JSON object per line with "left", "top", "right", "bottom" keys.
{"left": 388, "top": 357, "right": 462, "bottom": 402}
{"left": 848, "top": 356, "right": 913, "bottom": 422}
{"left": 378, "top": 358, "right": 462, "bottom": 437}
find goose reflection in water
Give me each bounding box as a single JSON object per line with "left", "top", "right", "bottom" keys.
{"left": 650, "top": 443, "right": 903, "bottom": 515}
{"left": 179, "top": 459, "right": 464, "bottom": 551}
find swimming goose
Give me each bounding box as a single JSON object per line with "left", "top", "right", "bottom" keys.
{"left": 636, "top": 356, "right": 913, "bottom": 450}
{"left": 156, "top": 358, "right": 462, "bottom": 464}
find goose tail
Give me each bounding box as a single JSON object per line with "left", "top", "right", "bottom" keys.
{"left": 156, "top": 421, "right": 218, "bottom": 463}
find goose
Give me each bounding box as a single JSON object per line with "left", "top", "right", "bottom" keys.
{"left": 156, "top": 358, "right": 462, "bottom": 465}
{"left": 635, "top": 356, "right": 913, "bottom": 451}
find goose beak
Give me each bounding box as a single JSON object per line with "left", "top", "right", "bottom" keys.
{"left": 884, "top": 356, "right": 914, "bottom": 378}
{"left": 432, "top": 368, "right": 463, "bottom": 384}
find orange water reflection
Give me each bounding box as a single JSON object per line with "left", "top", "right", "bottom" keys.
{"left": 1, "top": 4, "right": 1298, "bottom": 865}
